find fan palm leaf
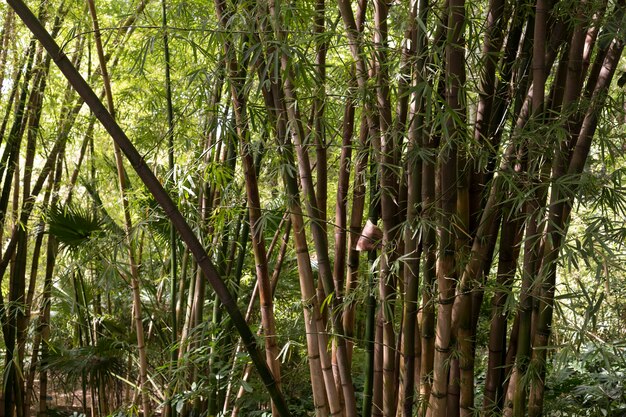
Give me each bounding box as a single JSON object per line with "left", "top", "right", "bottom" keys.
{"left": 43, "top": 337, "right": 128, "bottom": 388}
{"left": 47, "top": 203, "right": 104, "bottom": 249}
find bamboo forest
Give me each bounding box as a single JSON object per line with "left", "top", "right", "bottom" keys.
{"left": 1, "top": 0, "right": 626, "bottom": 415}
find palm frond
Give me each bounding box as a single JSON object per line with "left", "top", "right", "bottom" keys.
{"left": 43, "top": 338, "right": 129, "bottom": 386}
{"left": 47, "top": 203, "right": 103, "bottom": 249}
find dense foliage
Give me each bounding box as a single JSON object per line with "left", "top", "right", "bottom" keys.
{"left": 0, "top": 0, "right": 626, "bottom": 416}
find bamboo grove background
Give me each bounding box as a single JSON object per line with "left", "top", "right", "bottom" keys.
{"left": 1, "top": 0, "right": 626, "bottom": 416}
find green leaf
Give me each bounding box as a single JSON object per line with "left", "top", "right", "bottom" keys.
{"left": 241, "top": 380, "right": 254, "bottom": 393}
{"left": 47, "top": 203, "right": 103, "bottom": 249}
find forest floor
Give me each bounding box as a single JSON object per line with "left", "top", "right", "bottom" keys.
{"left": 28, "top": 379, "right": 94, "bottom": 417}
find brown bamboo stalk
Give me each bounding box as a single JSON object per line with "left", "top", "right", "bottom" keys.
{"left": 333, "top": 88, "right": 354, "bottom": 319}
{"left": 235, "top": 87, "right": 282, "bottom": 417}
{"left": 85, "top": 0, "right": 151, "bottom": 413}
{"left": 449, "top": 3, "right": 528, "bottom": 406}
{"left": 261, "top": 0, "right": 355, "bottom": 410}
{"left": 372, "top": 2, "right": 401, "bottom": 414}
{"left": 337, "top": 24, "right": 386, "bottom": 415}
{"left": 482, "top": 212, "right": 523, "bottom": 414}
{"left": 248, "top": 22, "right": 331, "bottom": 412}
{"left": 313, "top": 0, "right": 327, "bottom": 230}
{"left": 373, "top": 311, "right": 384, "bottom": 417}
{"left": 451, "top": 92, "right": 471, "bottom": 417}
{"left": 332, "top": 69, "right": 355, "bottom": 410}
{"left": 9, "top": 159, "right": 26, "bottom": 417}
{"left": 211, "top": 3, "right": 283, "bottom": 416}
{"left": 419, "top": 111, "right": 438, "bottom": 414}
{"left": 400, "top": 111, "right": 421, "bottom": 416}
{"left": 427, "top": 0, "right": 465, "bottom": 415}
{"left": 19, "top": 41, "right": 48, "bottom": 312}
{"left": 341, "top": 1, "right": 369, "bottom": 362}
{"left": 342, "top": 115, "right": 368, "bottom": 363}
{"left": 548, "top": 5, "right": 589, "bottom": 196}
{"left": 286, "top": 105, "right": 351, "bottom": 416}
{"left": 390, "top": 0, "right": 418, "bottom": 169}
{"left": 472, "top": 0, "right": 505, "bottom": 167}
{"left": 418, "top": 11, "right": 453, "bottom": 417}
{"left": 230, "top": 219, "right": 291, "bottom": 417}
{"left": 286, "top": 189, "right": 331, "bottom": 417}
{"left": 208, "top": 2, "right": 283, "bottom": 408}
{"left": 275, "top": 108, "right": 335, "bottom": 417}
{"left": 400, "top": 1, "right": 427, "bottom": 415}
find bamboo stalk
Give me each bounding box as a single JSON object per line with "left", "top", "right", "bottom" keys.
{"left": 400, "top": 1, "right": 427, "bottom": 414}
{"left": 161, "top": 0, "right": 178, "bottom": 413}
{"left": 0, "top": 9, "right": 15, "bottom": 94}
{"left": 86, "top": 0, "right": 151, "bottom": 412}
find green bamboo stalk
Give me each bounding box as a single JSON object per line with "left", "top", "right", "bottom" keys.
{"left": 363, "top": 163, "right": 380, "bottom": 417}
